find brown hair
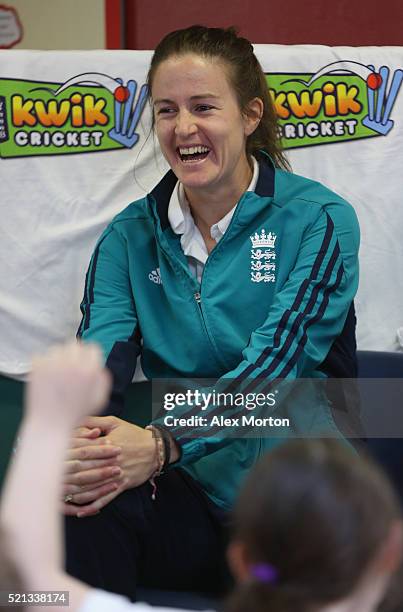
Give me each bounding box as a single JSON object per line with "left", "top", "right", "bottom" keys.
{"left": 147, "top": 25, "right": 290, "bottom": 171}
{"left": 226, "top": 440, "right": 402, "bottom": 612}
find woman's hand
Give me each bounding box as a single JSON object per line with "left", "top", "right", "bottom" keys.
{"left": 62, "top": 416, "right": 158, "bottom": 517}
{"left": 62, "top": 426, "right": 123, "bottom": 512}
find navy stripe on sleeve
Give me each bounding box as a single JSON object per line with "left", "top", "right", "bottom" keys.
{"left": 275, "top": 263, "right": 344, "bottom": 380}
{"left": 241, "top": 242, "right": 341, "bottom": 393}
{"left": 77, "top": 234, "right": 109, "bottom": 335}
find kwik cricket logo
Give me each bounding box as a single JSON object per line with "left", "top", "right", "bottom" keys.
{"left": 267, "top": 61, "right": 403, "bottom": 149}
{"left": 0, "top": 62, "right": 402, "bottom": 158}
{"left": 0, "top": 72, "right": 148, "bottom": 158}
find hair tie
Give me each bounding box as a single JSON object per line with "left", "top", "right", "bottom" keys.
{"left": 250, "top": 563, "right": 278, "bottom": 584}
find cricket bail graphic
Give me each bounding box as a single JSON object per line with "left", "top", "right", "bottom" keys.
{"left": 269, "top": 60, "right": 403, "bottom": 149}
{"left": 0, "top": 71, "right": 149, "bottom": 158}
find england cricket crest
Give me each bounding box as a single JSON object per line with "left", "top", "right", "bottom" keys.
{"left": 250, "top": 229, "right": 277, "bottom": 283}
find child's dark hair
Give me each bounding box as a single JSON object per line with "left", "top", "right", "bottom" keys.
{"left": 147, "top": 25, "right": 290, "bottom": 171}
{"left": 227, "top": 440, "right": 402, "bottom": 612}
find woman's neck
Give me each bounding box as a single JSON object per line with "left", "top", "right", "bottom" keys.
{"left": 184, "top": 158, "right": 253, "bottom": 231}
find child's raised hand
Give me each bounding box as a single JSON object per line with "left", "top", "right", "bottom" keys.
{"left": 27, "top": 342, "right": 112, "bottom": 425}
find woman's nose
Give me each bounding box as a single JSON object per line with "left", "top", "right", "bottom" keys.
{"left": 175, "top": 110, "right": 197, "bottom": 136}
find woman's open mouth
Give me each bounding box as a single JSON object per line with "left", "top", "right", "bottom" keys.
{"left": 178, "top": 146, "right": 210, "bottom": 163}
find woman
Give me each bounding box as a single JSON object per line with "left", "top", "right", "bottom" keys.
{"left": 1, "top": 343, "right": 401, "bottom": 612}
{"left": 62, "top": 26, "right": 360, "bottom": 598}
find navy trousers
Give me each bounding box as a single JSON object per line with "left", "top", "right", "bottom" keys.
{"left": 65, "top": 468, "right": 229, "bottom": 601}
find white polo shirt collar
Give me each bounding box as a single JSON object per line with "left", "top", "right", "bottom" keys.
{"left": 168, "top": 157, "right": 259, "bottom": 262}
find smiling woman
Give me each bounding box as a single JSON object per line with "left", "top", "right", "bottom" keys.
{"left": 151, "top": 54, "right": 261, "bottom": 201}
{"left": 64, "top": 25, "right": 360, "bottom": 600}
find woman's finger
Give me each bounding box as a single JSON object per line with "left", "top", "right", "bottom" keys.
{"left": 77, "top": 482, "right": 128, "bottom": 518}
{"left": 63, "top": 481, "right": 120, "bottom": 507}
{"left": 64, "top": 456, "right": 121, "bottom": 475}
{"left": 62, "top": 482, "right": 127, "bottom": 517}
{"left": 73, "top": 427, "right": 102, "bottom": 439}
{"left": 69, "top": 436, "right": 114, "bottom": 449}
{"left": 66, "top": 443, "right": 121, "bottom": 461}
{"left": 62, "top": 475, "right": 121, "bottom": 496}
{"left": 65, "top": 465, "right": 122, "bottom": 487}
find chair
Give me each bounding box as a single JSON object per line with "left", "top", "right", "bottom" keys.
{"left": 356, "top": 350, "right": 403, "bottom": 501}
{"left": 357, "top": 350, "right": 403, "bottom": 378}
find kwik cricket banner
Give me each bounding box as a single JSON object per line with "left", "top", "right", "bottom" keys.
{"left": 270, "top": 63, "right": 401, "bottom": 146}
{"left": 0, "top": 47, "right": 402, "bottom": 377}
{"left": 0, "top": 75, "right": 149, "bottom": 157}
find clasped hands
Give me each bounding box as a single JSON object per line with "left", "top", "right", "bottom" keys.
{"left": 62, "top": 416, "right": 158, "bottom": 518}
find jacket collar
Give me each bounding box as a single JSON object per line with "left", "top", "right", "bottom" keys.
{"left": 254, "top": 151, "right": 275, "bottom": 198}
{"left": 149, "top": 169, "right": 178, "bottom": 230}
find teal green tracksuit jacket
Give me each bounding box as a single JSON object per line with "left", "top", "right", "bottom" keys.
{"left": 78, "top": 155, "right": 360, "bottom": 509}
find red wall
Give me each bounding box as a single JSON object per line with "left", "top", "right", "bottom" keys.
{"left": 124, "top": 0, "right": 403, "bottom": 49}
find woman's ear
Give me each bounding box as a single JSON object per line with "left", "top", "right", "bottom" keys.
{"left": 243, "top": 97, "right": 264, "bottom": 137}
{"left": 227, "top": 540, "right": 251, "bottom": 583}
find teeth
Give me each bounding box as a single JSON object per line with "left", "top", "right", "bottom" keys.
{"left": 179, "top": 146, "right": 209, "bottom": 155}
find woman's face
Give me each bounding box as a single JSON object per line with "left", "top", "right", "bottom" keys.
{"left": 152, "top": 54, "right": 258, "bottom": 195}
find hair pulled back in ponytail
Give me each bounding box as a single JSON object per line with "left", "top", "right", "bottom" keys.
{"left": 147, "top": 25, "right": 290, "bottom": 171}
{"left": 226, "top": 440, "right": 402, "bottom": 612}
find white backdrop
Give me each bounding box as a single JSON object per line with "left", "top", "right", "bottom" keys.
{"left": 0, "top": 46, "right": 402, "bottom": 378}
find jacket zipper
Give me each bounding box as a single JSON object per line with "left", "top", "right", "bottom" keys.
{"left": 192, "top": 199, "right": 250, "bottom": 372}
{"left": 151, "top": 226, "right": 225, "bottom": 368}
{"left": 193, "top": 291, "right": 229, "bottom": 370}
{"left": 149, "top": 193, "right": 241, "bottom": 370}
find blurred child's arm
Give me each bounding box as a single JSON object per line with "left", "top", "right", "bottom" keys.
{"left": 0, "top": 343, "right": 111, "bottom": 612}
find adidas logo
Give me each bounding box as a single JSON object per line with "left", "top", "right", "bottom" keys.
{"left": 148, "top": 267, "right": 162, "bottom": 285}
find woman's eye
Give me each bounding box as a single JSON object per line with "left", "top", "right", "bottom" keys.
{"left": 157, "top": 107, "right": 175, "bottom": 115}
{"left": 195, "top": 105, "right": 214, "bottom": 112}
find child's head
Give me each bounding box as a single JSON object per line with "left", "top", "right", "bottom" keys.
{"left": 227, "top": 440, "right": 402, "bottom": 612}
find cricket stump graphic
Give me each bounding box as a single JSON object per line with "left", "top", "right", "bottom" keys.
{"left": 362, "top": 66, "right": 403, "bottom": 135}
{"left": 108, "top": 78, "right": 148, "bottom": 147}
